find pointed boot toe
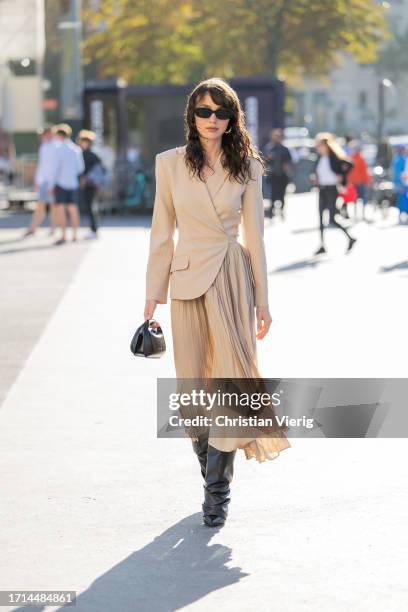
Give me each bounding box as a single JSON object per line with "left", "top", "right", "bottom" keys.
{"left": 203, "top": 514, "right": 226, "bottom": 527}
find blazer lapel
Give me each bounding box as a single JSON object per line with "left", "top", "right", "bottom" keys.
{"left": 204, "top": 152, "right": 229, "bottom": 201}
{"left": 177, "top": 145, "right": 228, "bottom": 234}
{"left": 201, "top": 154, "right": 229, "bottom": 232}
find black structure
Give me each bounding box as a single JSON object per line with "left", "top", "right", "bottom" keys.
{"left": 83, "top": 76, "right": 285, "bottom": 211}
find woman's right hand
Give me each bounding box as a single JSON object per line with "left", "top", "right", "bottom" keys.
{"left": 144, "top": 299, "right": 157, "bottom": 322}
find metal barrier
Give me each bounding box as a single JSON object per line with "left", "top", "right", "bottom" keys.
{"left": 11, "top": 155, "right": 38, "bottom": 189}
{"left": 4, "top": 155, "right": 38, "bottom": 208}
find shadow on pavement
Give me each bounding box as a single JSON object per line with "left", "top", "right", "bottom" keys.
{"left": 378, "top": 260, "right": 408, "bottom": 274}
{"left": 0, "top": 243, "right": 80, "bottom": 256}
{"left": 0, "top": 211, "right": 152, "bottom": 232}
{"left": 272, "top": 257, "right": 329, "bottom": 274}
{"left": 12, "top": 513, "right": 248, "bottom": 612}
{"left": 290, "top": 227, "right": 317, "bottom": 235}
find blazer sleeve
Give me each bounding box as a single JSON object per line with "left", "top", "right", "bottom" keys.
{"left": 241, "top": 157, "right": 269, "bottom": 308}
{"left": 145, "top": 153, "right": 176, "bottom": 304}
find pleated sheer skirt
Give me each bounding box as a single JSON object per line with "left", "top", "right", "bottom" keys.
{"left": 170, "top": 241, "right": 291, "bottom": 463}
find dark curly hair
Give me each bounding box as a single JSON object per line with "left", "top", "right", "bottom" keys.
{"left": 183, "top": 77, "right": 265, "bottom": 185}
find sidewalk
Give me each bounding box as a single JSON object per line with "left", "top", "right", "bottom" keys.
{"left": 0, "top": 197, "right": 407, "bottom": 611}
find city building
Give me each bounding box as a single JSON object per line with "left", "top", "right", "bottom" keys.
{"left": 0, "top": 0, "right": 45, "bottom": 153}
{"left": 289, "top": 0, "right": 408, "bottom": 137}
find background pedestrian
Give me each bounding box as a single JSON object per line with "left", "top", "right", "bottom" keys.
{"left": 24, "top": 127, "right": 58, "bottom": 236}
{"left": 311, "top": 132, "right": 357, "bottom": 255}
{"left": 77, "top": 129, "right": 104, "bottom": 239}
{"left": 262, "top": 128, "right": 292, "bottom": 220}
{"left": 50, "top": 124, "right": 85, "bottom": 245}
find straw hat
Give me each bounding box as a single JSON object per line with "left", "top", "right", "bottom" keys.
{"left": 52, "top": 123, "right": 72, "bottom": 138}
{"left": 77, "top": 129, "right": 96, "bottom": 142}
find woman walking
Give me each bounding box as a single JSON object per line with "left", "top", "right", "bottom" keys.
{"left": 311, "top": 132, "right": 357, "bottom": 255}
{"left": 144, "top": 78, "right": 290, "bottom": 528}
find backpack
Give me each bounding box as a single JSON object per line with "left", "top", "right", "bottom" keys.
{"left": 86, "top": 162, "right": 106, "bottom": 188}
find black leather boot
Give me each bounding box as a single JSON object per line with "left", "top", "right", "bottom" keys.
{"left": 202, "top": 444, "right": 236, "bottom": 527}
{"left": 191, "top": 430, "right": 210, "bottom": 479}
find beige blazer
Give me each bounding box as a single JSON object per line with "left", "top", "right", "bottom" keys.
{"left": 145, "top": 144, "right": 269, "bottom": 307}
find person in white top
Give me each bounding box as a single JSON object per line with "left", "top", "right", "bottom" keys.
{"left": 310, "top": 132, "right": 357, "bottom": 255}
{"left": 23, "top": 127, "right": 58, "bottom": 236}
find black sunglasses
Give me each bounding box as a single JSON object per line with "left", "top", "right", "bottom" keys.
{"left": 194, "top": 106, "right": 233, "bottom": 120}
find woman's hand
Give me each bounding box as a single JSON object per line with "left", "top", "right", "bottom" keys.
{"left": 144, "top": 299, "right": 157, "bottom": 322}
{"left": 256, "top": 306, "right": 272, "bottom": 340}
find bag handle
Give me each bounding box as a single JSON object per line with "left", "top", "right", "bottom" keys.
{"left": 145, "top": 319, "right": 162, "bottom": 334}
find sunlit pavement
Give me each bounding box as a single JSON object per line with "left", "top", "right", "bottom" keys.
{"left": 0, "top": 195, "right": 406, "bottom": 612}
{"left": 260, "top": 192, "right": 407, "bottom": 378}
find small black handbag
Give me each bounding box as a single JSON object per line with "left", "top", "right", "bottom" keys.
{"left": 130, "top": 319, "right": 166, "bottom": 358}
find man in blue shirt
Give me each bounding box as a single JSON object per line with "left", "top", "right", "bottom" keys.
{"left": 49, "top": 123, "right": 85, "bottom": 245}
{"left": 23, "top": 126, "right": 58, "bottom": 236}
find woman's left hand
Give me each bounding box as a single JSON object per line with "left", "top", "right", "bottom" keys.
{"left": 256, "top": 306, "right": 272, "bottom": 340}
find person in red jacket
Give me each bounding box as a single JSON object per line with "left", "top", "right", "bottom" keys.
{"left": 348, "top": 142, "right": 371, "bottom": 221}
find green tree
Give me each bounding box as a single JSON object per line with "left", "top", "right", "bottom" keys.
{"left": 83, "top": 0, "right": 387, "bottom": 84}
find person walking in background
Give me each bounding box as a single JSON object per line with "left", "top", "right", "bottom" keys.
{"left": 311, "top": 132, "right": 357, "bottom": 255}
{"left": 391, "top": 146, "right": 408, "bottom": 223}
{"left": 77, "top": 130, "right": 104, "bottom": 239}
{"left": 23, "top": 127, "right": 58, "bottom": 237}
{"left": 348, "top": 141, "right": 371, "bottom": 221}
{"left": 49, "top": 124, "right": 85, "bottom": 245}
{"left": 262, "top": 128, "right": 292, "bottom": 220}
{"left": 343, "top": 133, "right": 354, "bottom": 157}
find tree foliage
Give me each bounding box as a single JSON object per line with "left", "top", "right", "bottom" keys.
{"left": 83, "top": 0, "right": 387, "bottom": 84}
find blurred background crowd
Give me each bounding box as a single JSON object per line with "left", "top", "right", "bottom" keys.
{"left": 1, "top": 0, "right": 408, "bottom": 231}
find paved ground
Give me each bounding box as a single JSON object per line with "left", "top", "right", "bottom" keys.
{"left": 0, "top": 211, "right": 91, "bottom": 406}
{"left": 0, "top": 196, "right": 407, "bottom": 611}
